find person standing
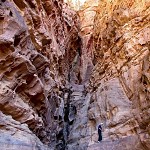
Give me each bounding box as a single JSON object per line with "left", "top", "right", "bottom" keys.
{"left": 98, "top": 123, "right": 103, "bottom": 142}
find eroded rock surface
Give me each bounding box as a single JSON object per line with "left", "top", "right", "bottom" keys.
{"left": 0, "top": 0, "right": 149, "bottom": 150}
{"left": 86, "top": 0, "right": 150, "bottom": 149}
{"left": 0, "top": 0, "right": 79, "bottom": 149}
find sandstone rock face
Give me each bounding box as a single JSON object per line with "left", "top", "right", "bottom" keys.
{"left": 0, "top": 0, "right": 79, "bottom": 149}
{"left": 66, "top": 1, "right": 98, "bottom": 149}
{"left": 86, "top": 0, "right": 150, "bottom": 149}
{"left": 0, "top": 0, "right": 149, "bottom": 150}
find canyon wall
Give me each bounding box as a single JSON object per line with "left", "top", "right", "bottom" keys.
{"left": 87, "top": 0, "right": 150, "bottom": 149}
{"left": 0, "top": 0, "right": 149, "bottom": 150}
{"left": 66, "top": 1, "right": 150, "bottom": 150}
{"left": 0, "top": 0, "right": 80, "bottom": 149}
{"left": 66, "top": 1, "right": 98, "bottom": 149}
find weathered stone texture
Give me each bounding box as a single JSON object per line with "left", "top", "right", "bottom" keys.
{"left": 0, "top": 0, "right": 79, "bottom": 149}
{"left": 0, "top": 0, "right": 150, "bottom": 150}
{"left": 66, "top": 1, "right": 98, "bottom": 149}
{"left": 87, "top": 0, "right": 150, "bottom": 149}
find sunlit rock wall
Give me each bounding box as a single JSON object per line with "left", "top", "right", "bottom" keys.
{"left": 0, "top": 0, "right": 149, "bottom": 150}
{"left": 87, "top": 0, "right": 150, "bottom": 149}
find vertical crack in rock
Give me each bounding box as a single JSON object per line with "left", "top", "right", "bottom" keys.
{"left": 56, "top": 35, "right": 82, "bottom": 150}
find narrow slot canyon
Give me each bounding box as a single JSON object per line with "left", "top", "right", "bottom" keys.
{"left": 0, "top": 0, "right": 149, "bottom": 150}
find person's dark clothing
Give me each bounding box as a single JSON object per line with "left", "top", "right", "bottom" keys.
{"left": 98, "top": 125, "right": 102, "bottom": 141}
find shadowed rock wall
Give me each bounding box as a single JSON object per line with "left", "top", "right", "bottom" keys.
{"left": 0, "top": 0, "right": 80, "bottom": 149}
{"left": 0, "top": 0, "right": 149, "bottom": 150}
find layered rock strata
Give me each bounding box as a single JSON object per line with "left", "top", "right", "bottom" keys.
{"left": 87, "top": 0, "right": 150, "bottom": 149}
{"left": 0, "top": 0, "right": 149, "bottom": 150}
{"left": 0, "top": 0, "right": 80, "bottom": 149}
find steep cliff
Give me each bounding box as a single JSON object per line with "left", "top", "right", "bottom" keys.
{"left": 87, "top": 0, "right": 150, "bottom": 149}
{"left": 0, "top": 0, "right": 149, "bottom": 150}
{"left": 0, "top": 0, "right": 80, "bottom": 149}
